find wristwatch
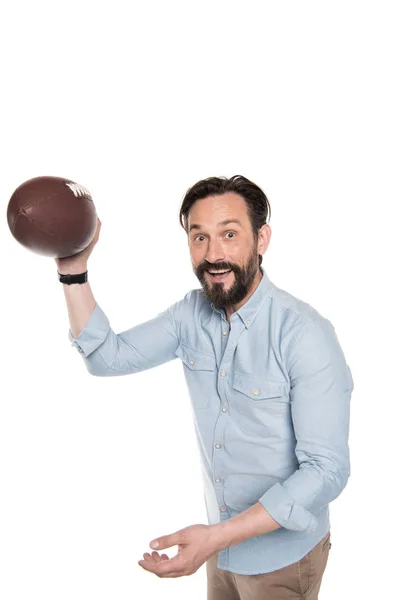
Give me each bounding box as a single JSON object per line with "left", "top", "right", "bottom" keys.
{"left": 58, "top": 271, "right": 88, "bottom": 285}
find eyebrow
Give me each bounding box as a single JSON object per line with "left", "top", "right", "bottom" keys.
{"left": 189, "top": 219, "right": 243, "bottom": 233}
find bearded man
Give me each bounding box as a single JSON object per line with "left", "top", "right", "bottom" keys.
{"left": 57, "top": 175, "right": 353, "bottom": 600}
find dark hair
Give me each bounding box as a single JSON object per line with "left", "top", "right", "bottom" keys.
{"left": 179, "top": 175, "right": 271, "bottom": 267}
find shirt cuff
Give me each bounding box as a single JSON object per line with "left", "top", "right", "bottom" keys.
{"left": 258, "top": 482, "right": 319, "bottom": 533}
{"left": 68, "top": 303, "right": 110, "bottom": 357}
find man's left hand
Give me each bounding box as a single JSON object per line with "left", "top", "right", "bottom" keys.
{"left": 138, "top": 524, "right": 223, "bottom": 578}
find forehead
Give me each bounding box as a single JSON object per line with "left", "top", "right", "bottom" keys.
{"left": 187, "top": 192, "right": 250, "bottom": 229}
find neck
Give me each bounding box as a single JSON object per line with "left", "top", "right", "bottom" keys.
{"left": 224, "top": 269, "right": 263, "bottom": 323}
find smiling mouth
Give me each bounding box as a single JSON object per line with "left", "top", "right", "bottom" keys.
{"left": 206, "top": 269, "right": 232, "bottom": 281}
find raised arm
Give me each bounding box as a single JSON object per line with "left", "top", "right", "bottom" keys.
{"left": 56, "top": 218, "right": 101, "bottom": 339}
{"left": 56, "top": 219, "right": 185, "bottom": 377}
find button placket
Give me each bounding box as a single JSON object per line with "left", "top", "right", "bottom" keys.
{"left": 212, "top": 320, "right": 244, "bottom": 521}
{"left": 212, "top": 439, "right": 225, "bottom": 512}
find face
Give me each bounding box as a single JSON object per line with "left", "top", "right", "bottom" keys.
{"left": 187, "top": 193, "right": 270, "bottom": 310}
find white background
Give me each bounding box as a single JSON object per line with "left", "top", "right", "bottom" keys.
{"left": 0, "top": 1, "right": 398, "bottom": 598}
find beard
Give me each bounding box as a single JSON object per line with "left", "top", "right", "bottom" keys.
{"left": 193, "top": 243, "right": 260, "bottom": 310}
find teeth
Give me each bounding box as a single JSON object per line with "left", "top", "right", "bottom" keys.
{"left": 209, "top": 269, "right": 230, "bottom": 274}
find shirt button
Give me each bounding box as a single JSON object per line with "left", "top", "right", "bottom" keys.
{"left": 221, "top": 407, "right": 228, "bottom": 413}
{"left": 222, "top": 330, "right": 228, "bottom": 336}
{"left": 215, "top": 477, "right": 221, "bottom": 483}
{"left": 190, "top": 359, "right": 195, "bottom": 365}
{"left": 252, "top": 388, "right": 260, "bottom": 396}
{"left": 220, "top": 370, "right": 227, "bottom": 377}
{"left": 220, "top": 507, "right": 227, "bottom": 512}
{"left": 215, "top": 443, "right": 221, "bottom": 449}
{"left": 246, "top": 319, "right": 251, "bottom": 325}
{"left": 79, "top": 348, "right": 84, "bottom": 354}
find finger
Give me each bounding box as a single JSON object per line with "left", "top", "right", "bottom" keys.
{"left": 151, "top": 551, "right": 162, "bottom": 563}
{"left": 138, "top": 555, "right": 183, "bottom": 578}
{"left": 142, "top": 551, "right": 167, "bottom": 563}
{"left": 153, "top": 555, "right": 183, "bottom": 577}
{"left": 150, "top": 531, "right": 182, "bottom": 551}
{"left": 93, "top": 220, "right": 101, "bottom": 241}
{"left": 142, "top": 552, "right": 157, "bottom": 562}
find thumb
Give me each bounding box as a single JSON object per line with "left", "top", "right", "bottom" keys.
{"left": 150, "top": 531, "right": 182, "bottom": 551}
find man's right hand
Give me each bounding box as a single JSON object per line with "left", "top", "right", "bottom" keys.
{"left": 55, "top": 217, "right": 101, "bottom": 274}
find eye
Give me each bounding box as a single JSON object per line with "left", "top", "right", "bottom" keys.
{"left": 225, "top": 231, "right": 236, "bottom": 239}
{"left": 194, "top": 235, "right": 206, "bottom": 242}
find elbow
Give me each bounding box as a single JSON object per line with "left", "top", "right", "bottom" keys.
{"left": 327, "top": 464, "right": 350, "bottom": 500}
{"left": 315, "top": 457, "right": 350, "bottom": 507}
{"left": 303, "top": 455, "right": 350, "bottom": 510}
{"left": 82, "top": 350, "right": 137, "bottom": 377}
{"left": 85, "top": 364, "right": 110, "bottom": 378}
{"left": 83, "top": 355, "right": 118, "bottom": 377}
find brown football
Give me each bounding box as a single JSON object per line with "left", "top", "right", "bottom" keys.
{"left": 7, "top": 176, "right": 97, "bottom": 258}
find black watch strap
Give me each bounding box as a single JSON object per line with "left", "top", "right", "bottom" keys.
{"left": 58, "top": 271, "right": 88, "bottom": 285}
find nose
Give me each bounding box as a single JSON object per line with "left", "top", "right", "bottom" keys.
{"left": 205, "top": 238, "right": 225, "bottom": 264}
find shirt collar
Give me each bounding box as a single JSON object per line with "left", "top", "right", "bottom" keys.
{"left": 211, "top": 268, "right": 273, "bottom": 328}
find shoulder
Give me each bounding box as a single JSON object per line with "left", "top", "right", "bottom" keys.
{"left": 266, "top": 278, "right": 337, "bottom": 355}
{"left": 269, "top": 280, "right": 327, "bottom": 325}
{"left": 267, "top": 280, "right": 352, "bottom": 384}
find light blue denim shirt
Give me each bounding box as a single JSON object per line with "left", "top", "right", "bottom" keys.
{"left": 69, "top": 269, "right": 353, "bottom": 575}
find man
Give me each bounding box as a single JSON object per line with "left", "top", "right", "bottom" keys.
{"left": 57, "top": 175, "right": 353, "bottom": 600}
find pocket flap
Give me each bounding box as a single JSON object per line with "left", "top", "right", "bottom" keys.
{"left": 233, "top": 372, "right": 287, "bottom": 400}
{"left": 174, "top": 345, "right": 216, "bottom": 371}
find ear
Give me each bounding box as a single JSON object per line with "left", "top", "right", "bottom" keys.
{"left": 258, "top": 224, "right": 271, "bottom": 256}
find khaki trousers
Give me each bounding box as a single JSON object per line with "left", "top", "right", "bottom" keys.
{"left": 206, "top": 532, "right": 331, "bottom": 600}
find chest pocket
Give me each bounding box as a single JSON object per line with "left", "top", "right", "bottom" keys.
{"left": 174, "top": 344, "right": 216, "bottom": 409}
{"left": 232, "top": 372, "right": 290, "bottom": 434}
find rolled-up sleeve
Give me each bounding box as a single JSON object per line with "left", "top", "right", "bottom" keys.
{"left": 68, "top": 295, "right": 190, "bottom": 377}
{"left": 258, "top": 318, "right": 354, "bottom": 532}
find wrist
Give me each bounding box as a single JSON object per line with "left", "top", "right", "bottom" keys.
{"left": 58, "top": 270, "right": 88, "bottom": 285}
{"left": 57, "top": 263, "right": 88, "bottom": 275}
{"left": 208, "top": 522, "right": 232, "bottom": 553}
